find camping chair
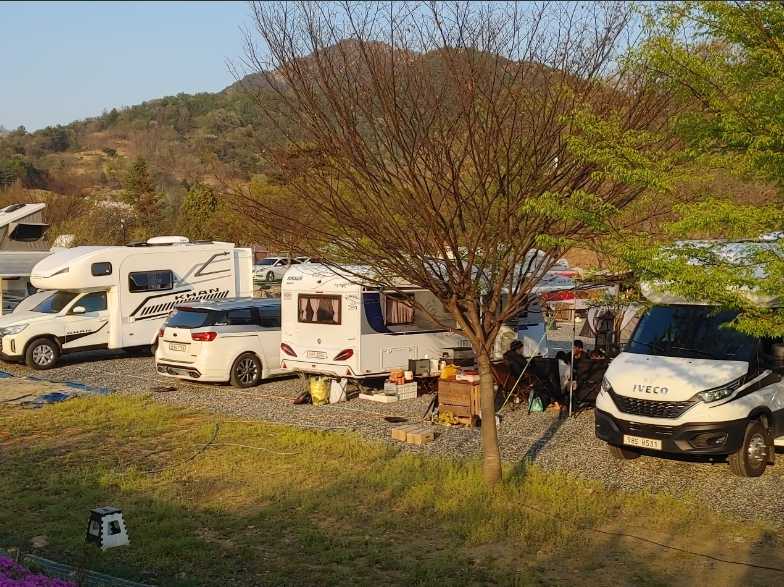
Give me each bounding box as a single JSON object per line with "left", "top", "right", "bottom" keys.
{"left": 493, "top": 359, "right": 533, "bottom": 411}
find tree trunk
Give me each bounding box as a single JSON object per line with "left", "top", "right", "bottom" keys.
{"left": 477, "top": 350, "right": 502, "bottom": 485}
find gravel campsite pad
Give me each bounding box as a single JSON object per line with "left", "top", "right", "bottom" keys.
{"left": 2, "top": 349, "right": 783, "bottom": 528}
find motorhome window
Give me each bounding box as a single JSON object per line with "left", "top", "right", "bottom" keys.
{"left": 258, "top": 306, "right": 281, "bottom": 328}
{"left": 385, "top": 293, "right": 415, "bottom": 325}
{"left": 73, "top": 291, "right": 107, "bottom": 313}
{"left": 227, "top": 308, "right": 256, "bottom": 326}
{"left": 298, "top": 294, "right": 341, "bottom": 325}
{"left": 128, "top": 270, "right": 174, "bottom": 293}
{"left": 626, "top": 305, "right": 755, "bottom": 362}
{"left": 33, "top": 291, "right": 77, "bottom": 314}
{"left": 167, "top": 309, "right": 213, "bottom": 329}
{"left": 91, "top": 262, "right": 112, "bottom": 276}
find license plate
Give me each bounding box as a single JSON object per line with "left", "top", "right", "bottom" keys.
{"left": 169, "top": 342, "right": 187, "bottom": 352}
{"left": 623, "top": 435, "right": 662, "bottom": 450}
{"left": 306, "top": 350, "right": 327, "bottom": 359}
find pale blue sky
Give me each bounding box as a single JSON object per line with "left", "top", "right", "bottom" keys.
{"left": 1, "top": 1, "right": 251, "bottom": 130}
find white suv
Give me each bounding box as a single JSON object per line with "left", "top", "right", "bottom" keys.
{"left": 155, "top": 298, "right": 287, "bottom": 387}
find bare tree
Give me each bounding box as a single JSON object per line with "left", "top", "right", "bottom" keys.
{"left": 238, "top": 0, "right": 674, "bottom": 484}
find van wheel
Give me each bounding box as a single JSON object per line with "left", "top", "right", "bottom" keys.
{"left": 25, "top": 338, "right": 60, "bottom": 370}
{"left": 607, "top": 443, "right": 640, "bottom": 460}
{"left": 729, "top": 420, "right": 769, "bottom": 477}
{"left": 265, "top": 271, "right": 275, "bottom": 282}
{"left": 230, "top": 353, "right": 262, "bottom": 388}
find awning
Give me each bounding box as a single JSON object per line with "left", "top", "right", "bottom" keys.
{"left": 0, "top": 251, "right": 52, "bottom": 278}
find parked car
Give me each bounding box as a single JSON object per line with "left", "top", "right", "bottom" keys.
{"left": 155, "top": 298, "right": 287, "bottom": 388}
{"left": 253, "top": 257, "right": 298, "bottom": 282}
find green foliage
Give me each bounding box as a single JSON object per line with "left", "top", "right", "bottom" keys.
{"left": 176, "top": 182, "right": 220, "bottom": 241}
{"left": 644, "top": 2, "right": 784, "bottom": 187}
{"left": 123, "top": 157, "right": 162, "bottom": 238}
{"left": 602, "top": 2, "right": 784, "bottom": 337}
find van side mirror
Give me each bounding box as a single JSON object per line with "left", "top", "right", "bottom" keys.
{"left": 71, "top": 306, "right": 86, "bottom": 315}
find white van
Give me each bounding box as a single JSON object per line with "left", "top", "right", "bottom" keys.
{"left": 0, "top": 237, "right": 252, "bottom": 369}
{"left": 156, "top": 298, "right": 287, "bottom": 387}
{"left": 280, "top": 264, "right": 471, "bottom": 379}
{"left": 596, "top": 302, "right": 784, "bottom": 477}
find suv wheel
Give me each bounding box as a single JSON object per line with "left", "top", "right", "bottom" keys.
{"left": 25, "top": 338, "right": 60, "bottom": 370}
{"left": 607, "top": 443, "right": 640, "bottom": 460}
{"left": 729, "top": 420, "right": 769, "bottom": 477}
{"left": 265, "top": 271, "right": 276, "bottom": 282}
{"left": 230, "top": 353, "right": 262, "bottom": 388}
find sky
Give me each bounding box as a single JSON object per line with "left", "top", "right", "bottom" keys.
{"left": 0, "top": 1, "right": 252, "bottom": 131}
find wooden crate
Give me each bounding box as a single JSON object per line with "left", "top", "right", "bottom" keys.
{"left": 438, "top": 380, "right": 481, "bottom": 415}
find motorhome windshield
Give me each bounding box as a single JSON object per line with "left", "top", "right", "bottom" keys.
{"left": 32, "top": 291, "right": 78, "bottom": 314}
{"left": 626, "top": 305, "right": 755, "bottom": 362}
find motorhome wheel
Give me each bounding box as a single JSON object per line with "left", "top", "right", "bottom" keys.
{"left": 607, "top": 443, "right": 640, "bottom": 461}
{"left": 230, "top": 353, "right": 262, "bottom": 388}
{"left": 728, "top": 420, "right": 769, "bottom": 477}
{"left": 25, "top": 338, "right": 60, "bottom": 370}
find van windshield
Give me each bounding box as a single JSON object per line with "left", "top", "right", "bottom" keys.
{"left": 626, "top": 305, "right": 755, "bottom": 362}
{"left": 33, "top": 291, "right": 78, "bottom": 314}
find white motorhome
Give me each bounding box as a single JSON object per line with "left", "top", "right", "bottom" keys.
{"left": 280, "top": 264, "right": 471, "bottom": 379}
{"left": 0, "top": 237, "right": 252, "bottom": 369}
{"left": 595, "top": 248, "right": 784, "bottom": 477}
{"left": 0, "top": 203, "right": 52, "bottom": 314}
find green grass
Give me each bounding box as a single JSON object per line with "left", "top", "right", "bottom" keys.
{"left": 0, "top": 395, "right": 780, "bottom": 586}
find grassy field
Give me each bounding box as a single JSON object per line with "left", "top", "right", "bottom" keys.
{"left": 0, "top": 395, "right": 781, "bottom": 586}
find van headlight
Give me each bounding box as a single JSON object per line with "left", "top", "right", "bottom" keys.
{"left": 600, "top": 377, "right": 613, "bottom": 395}
{"left": 1, "top": 323, "right": 28, "bottom": 336}
{"left": 695, "top": 377, "right": 744, "bottom": 403}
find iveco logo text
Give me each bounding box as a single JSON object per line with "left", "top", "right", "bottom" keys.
{"left": 632, "top": 384, "right": 669, "bottom": 395}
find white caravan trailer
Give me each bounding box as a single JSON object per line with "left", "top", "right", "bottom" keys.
{"left": 595, "top": 241, "right": 784, "bottom": 477}
{"left": 0, "top": 203, "right": 52, "bottom": 314}
{"left": 280, "top": 264, "right": 471, "bottom": 379}
{"left": 0, "top": 237, "right": 252, "bottom": 369}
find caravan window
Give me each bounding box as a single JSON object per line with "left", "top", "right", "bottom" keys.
{"left": 298, "top": 294, "right": 341, "bottom": 325}
{"left": 128, "top": 270, "right": 174, "bottom": 293}
{"left": 385, "top": 293, "right": 415, "bottom": 325}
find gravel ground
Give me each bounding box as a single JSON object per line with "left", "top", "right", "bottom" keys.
{"left": 2, "top": 337, "right": 783, "bottom": 528}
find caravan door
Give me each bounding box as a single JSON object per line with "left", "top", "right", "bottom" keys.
{"left": 63, "top": 291, "right": 110, "bottom": 350}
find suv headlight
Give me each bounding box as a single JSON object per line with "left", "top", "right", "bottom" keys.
{"left": 1, "top": 323, "right": 28, "bottom": 336}
{"left": 695, "top": 377, "right": 744, "bottom": 403}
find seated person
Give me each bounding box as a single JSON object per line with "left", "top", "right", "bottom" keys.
{"left": 503, "top": 339, "right": 526, "bottom": 380}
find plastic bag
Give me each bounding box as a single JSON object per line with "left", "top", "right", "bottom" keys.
{"left": 528, "top": 394, "right": 544, "bottom": 413}
{"left": 309, "top": 376, "right": 330, "bottom": 405}
{"left": 439, "top": 364, "right": 459, "bottom": 380}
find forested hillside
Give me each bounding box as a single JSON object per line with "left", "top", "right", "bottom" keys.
{"left": 0, "top": 77, "right": 288, "bottom": 245}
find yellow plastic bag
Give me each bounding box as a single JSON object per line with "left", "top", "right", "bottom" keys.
{"left": 310, "top": 376, "right": 330, "bottom": 405}
{"left": 439, "top": 364, "right": 459, "bottom": 380}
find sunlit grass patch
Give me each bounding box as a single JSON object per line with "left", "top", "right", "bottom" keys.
{"left": 0, "top": 395, "right": 779, "bottom": 586}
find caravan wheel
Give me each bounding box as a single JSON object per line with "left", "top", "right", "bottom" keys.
{"left": 25, "top": 338, "right": 60, "bottom": 370}
{"left": 729, "top": 420, "right": 769, "bottom": 477}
